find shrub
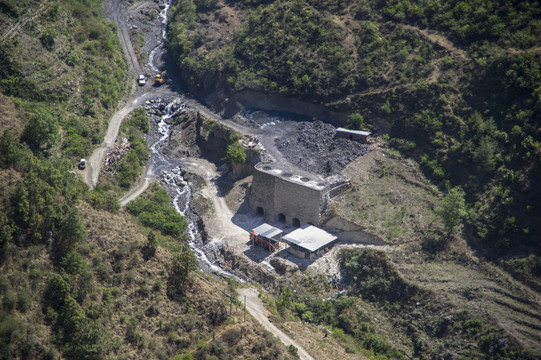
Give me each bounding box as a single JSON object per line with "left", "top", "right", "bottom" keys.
{"left": 221, "top": 327, "right": 241, "bottom": 346}
{"left": 22, "top": 109, "right": 59, "bottom": 153}
{"left": 286, "top": 344, "right": 299, "bottom": 358}
{"left": 167, "top": 249, "right": 198, "bottom": 298}
{"left": 435, "top": 186, "right": 467, "bottom": 237}
{"left": 16, "top": 292, "right": 31, "bottom": 313}
{"left": 2, "top": 291, "right": 17, "bottom": 311}
{"left": 60, "top": 250, "right": 87, "bottom": 275}
{"left": 225, "top": 142, "right": 246, "bottom": 164}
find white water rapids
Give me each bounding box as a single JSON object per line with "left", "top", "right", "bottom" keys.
{"left": 147, "top": 0, "right": 171, "bottom": 74}
{"left": 141, "top": 0, "right": 240, "bottom": 279}
{"left": 147, "top": 96, "right": 238, "bottom": 279}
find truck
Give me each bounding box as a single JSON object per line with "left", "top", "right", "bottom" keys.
{"left": 154, "top": 70, "right": 166, "bottom": 86}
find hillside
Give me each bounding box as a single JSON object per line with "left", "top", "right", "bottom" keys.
{"left": 0, "top": 1, "right": 297, "bottom": 359}
{"left": 163, "top": 0, "right": 541, "bottom": 358}
{"left": 167, "top": 0, "right": 541, "bottom": 258}
{"left": 1, "top": 0, "right": 540, "bottom": 359}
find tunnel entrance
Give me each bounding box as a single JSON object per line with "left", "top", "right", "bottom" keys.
{"left": 278, "top": 213, "right": 286, "bottom": 223}
{"left": 292, "top": 218, "right": 300, "bottom": 227}
{"left": 256, "top": 207, "right": 264, "bottom": 216}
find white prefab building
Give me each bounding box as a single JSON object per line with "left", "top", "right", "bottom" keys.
{"left": 335, "top": 128, "right": 371, "bottom": 143}
{"left": 282, "top": 225, "right": 338, "bottom": 259}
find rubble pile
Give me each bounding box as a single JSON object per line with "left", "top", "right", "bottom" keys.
{"left": 103, "top": 137, "right": 131, "bottom": 173}
{"left": 143, "top": 98, "right": 185, "bottom": 123}
{"left": 240, "top": 134, "right": 264, "bottom": 151}
{"left": 275, "top": 120, "right": 371, "bottom": 175}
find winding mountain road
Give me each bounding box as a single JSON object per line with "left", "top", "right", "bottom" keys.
{"left": 81, "top": 2, "right": 318, "bottom": 358}
{"left": 82, "top": 0, "right": 174, "bottom": 188}
{"left": 238, "top": 287, "right": 315, "bottom": 360}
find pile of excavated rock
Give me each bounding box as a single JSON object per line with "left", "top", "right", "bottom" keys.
{"left": 104, "top": 137, "right": 131, "bottom": 173}
{"left": 240, "top": 134, "right": 264, "bottom": 151}
{"left": 275, "top": 120, "right": 371, "bottom": 176}
{"left": 143, "top": 98, "right": 185, "bottom": 123}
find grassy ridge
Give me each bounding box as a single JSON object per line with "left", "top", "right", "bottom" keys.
{"left": 0, "top": 0, "right": 127, "bottom": 160}
{"left": 0, "top": 2, "right": 296, "bottom": 358}
{"left": 167, "top": 0, "right": 541, "bottom": 255}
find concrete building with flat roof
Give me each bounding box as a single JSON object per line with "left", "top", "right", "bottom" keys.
{"left": 282, "top": 225, "right": 338, "bottom": 259}
{"left": 249, "top": 163, "right": 348, "bottom": 227}
{"left": 250, "top": 223, "right": 283, "bottom": 251}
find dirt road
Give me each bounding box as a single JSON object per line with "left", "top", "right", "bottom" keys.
{"left": 182, "top": 158, "right": 249, "bottom": 243}
{"left": 237, "top": 287, "right": 315, "bottom": 360}
{"left": 83, "top": 0, "right": 176, "bottom": 188}
{"left": 119, "top": 162, "right": 155, "bottom": 206}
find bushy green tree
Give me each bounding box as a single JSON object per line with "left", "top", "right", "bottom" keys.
{"left": 53, "top": 207, "right": 87, "bottom": 261}
{"left": 143, "top": 231, "right": 158, "bottom": 259}
{"left": 435, "top": 187, "right": 467, "bottom": 237}
{"left": 22, "top": 109, "right": 59, "bottom": 153}
{"left": 225, "top": 142, "right": 246, "bottom": 164}
{"left": 347, "top": 113, "right": 366, "bottom": 130}
{"left": 60, "top": 250, "right": 87, "bottom": 275}
{"left": 168, "top": 249, "right": 198, "bottom": 298}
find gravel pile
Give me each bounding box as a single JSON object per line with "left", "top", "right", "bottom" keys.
{"left": 275, "top": 121, "right": 371, "bottom": 175}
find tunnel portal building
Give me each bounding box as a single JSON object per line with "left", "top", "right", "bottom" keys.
{"left": 249, "top": 163, "right": 348, "bottom": 227}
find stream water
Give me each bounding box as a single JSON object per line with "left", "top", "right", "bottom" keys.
{"left": 142, "top": 1, "right": 238, "bottom": 278}
{"left": 147, "top": 100, "right": 235, "bottom": 278}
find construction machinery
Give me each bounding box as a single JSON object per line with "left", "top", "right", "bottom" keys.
{"left": 154, "top": 70, "right": 166, "bottom": 86}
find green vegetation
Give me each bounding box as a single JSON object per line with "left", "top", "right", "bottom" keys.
{"left": 0, "top": 2, "right": 246, "bottom": 359}
{"left": 435, "top": 186, "right": 467, "bottom": 237}
{"left": 167, "top": 0, "right": 540, "bottom": 256}
{"left": 126, "top": 184, "right": 188, "bottom": 240}
{"left": 225, "top": 133, "right": 247, "bottom": 165}
{"left": 114, "top": 109, "right": 150, "bottom": 189}
{"left": 0, "top": 0, "right": 127, "bottom": 163}
{"left": 267, "top": 249, "right": 532, "bottom": 359}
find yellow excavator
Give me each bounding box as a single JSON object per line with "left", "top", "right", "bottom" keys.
{"left": 154, "top": 70, "right": 166, "bottom": 86}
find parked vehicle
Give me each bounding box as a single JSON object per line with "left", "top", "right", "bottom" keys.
{"left": 138, "top": 74, "right": 145, "bottom": 86}
{"left": 78, "top": 158, "right": 86, "bottom": 170}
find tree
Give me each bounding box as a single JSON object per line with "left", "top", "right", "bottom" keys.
{"left": 168, "top": 249, "right": 198, "bottom": 298}
{"left": 22, "top": 109, "right": 59, "bottom": 153}
{"left": 347, "top": 113, "right": 366, "bottom": 130}
{"left": 143, "top": 231, "right": 158, "bottom": 259}
{"left": 53, "top": 207, "right": 87, "bottom": 262}
{"left": 435, "top": 187, "right": 467, "bottom": 237}
{"left": 225, "top": 142, "right": 246, "bottom": 164}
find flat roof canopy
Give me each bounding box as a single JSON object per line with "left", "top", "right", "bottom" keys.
{"left": 336, "top": 127, "right": 371, "bottom": 136}
{"left": 282, "top": 225, "right": 338, "bottom": 252}
{"left": 252, "top": 223, "right": 283, "bottom": 239}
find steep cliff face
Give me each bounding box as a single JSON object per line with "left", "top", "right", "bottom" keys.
{"left": 164, "top": 108, "right": 259, "bottom": 176}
